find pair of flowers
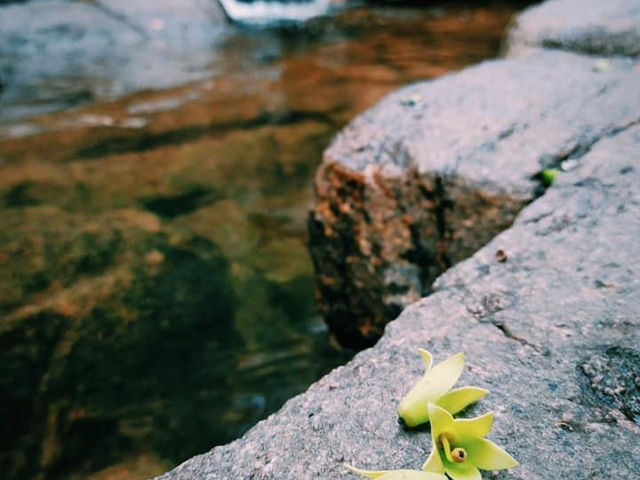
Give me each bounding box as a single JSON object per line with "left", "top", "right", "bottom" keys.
{"left": 346, "top": 349, "right": 518, "bottom": 480}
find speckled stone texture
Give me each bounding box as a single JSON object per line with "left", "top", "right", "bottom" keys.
{"left": 309, "top": 47, "right": 640, "bottom": 347}
{"left": 157, "top": 122, "right": 640, "bottom": 480}
{"left": 507, "top": 0, "right": 640, "bottom": 57}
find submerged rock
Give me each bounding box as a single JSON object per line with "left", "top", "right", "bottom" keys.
{"left": 0, "top": 208, "right": 239, "bottom": 479}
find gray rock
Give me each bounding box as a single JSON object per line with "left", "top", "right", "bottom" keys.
{"left": 309, "top": 48, "right": 640, "bottom": 347}
{"left": 507, "top": 0, "right": 640, "bottom": 57}
{"left": 157, "top": 122, "right": 640, "bottom": 480}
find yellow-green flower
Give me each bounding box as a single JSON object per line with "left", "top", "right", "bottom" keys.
{"left": 422, "top": 403, "right": 518, "bottom": 480}
{"left": 345, "top": 464, "right": 447, "bottom": 480}
{"left": 398, "top": 349, "right": 488, "bottom": 427}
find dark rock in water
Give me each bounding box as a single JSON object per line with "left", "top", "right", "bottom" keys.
{"left": 0, "top": 207, "right": 239, "bottom": 479}
{"left": 309, "top": 48, "right": 640, "bottom": 348}
{"left": 155, "top": 121, "right": 640, "bottom": 480}
{"left": 508, "top": 0, "right": 640, "bottom": 57}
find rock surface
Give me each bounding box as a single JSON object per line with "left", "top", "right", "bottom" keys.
{"left": 157, "top": 116, "right": 640, "bottom": 480}
{"left": 310, "top": 47, "right": 640, "bottom": 347}
{"left": 507, "top": 0, "right": 640, "bottom": 57}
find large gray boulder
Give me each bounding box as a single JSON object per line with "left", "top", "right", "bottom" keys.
{"left": 157, "top": 113, "right": 640, "bottom": 480}
{"left": 309, "top": 48, "right": 640, "bottom": 347}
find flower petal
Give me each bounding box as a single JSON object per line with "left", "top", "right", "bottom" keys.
{"left": 398, "top": 381, "right": 435, "bottom": 427}
{"left": 427, "top": 403, "right": 454, "bottom": 439}
{"left": 344, "top": 464, "right": 388, "bottom": 478}
{"left": 345, "top": 465, "right": 447, "bottom": 480}
{"left": 435, "top": 386, "right": 488, "bottom": 415}
{"left": 465, "top": 438, "right": 518, "bottom": 470}
{"left": 444, "top": 461, "right": 481, "bottom": 480}
{"left": 398, "top": 352, "right": 465, "bottom": 427}
{"left": 422, "top": 439, "right": 445, "bottom": 473}
{"left": 418, "top": 348, "right": 433, "bottom": 371}
{"left": 423, "top": 352, "right": 465, "bottom": 399}
{"left": 452, "top": 411, "right": 493, "bottom": 443}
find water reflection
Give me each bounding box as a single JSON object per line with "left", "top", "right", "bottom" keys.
{"left": 0, "top": 2, "right": 527, "bottom": 480}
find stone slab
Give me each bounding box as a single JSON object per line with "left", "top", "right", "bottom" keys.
{"left": 157, "top": 121, "right": 640, "bottom": 480}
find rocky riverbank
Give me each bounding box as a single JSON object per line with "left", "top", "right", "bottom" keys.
{"left": 156, "top": 0, "right": 640, "bottom": 478}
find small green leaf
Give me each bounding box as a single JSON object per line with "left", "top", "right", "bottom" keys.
{"left": 464, "top": 438, "right": 519, "bottom": 470}
{"left": 398, "top": 351, "right": 469, "bottom": 426}
{"left": 425, "top": 353, "right": 466, "bottom": 399}
{"left": 435, "top": 386, "right": 488, "bottom": 415}
{"left": 426, "top": 405, "right": 517, "bottom": 478}
{"left": 344, "top": 465, "right": 388, "bottom": 478}
{"left": 541, "top": 168, "right": 561, "bottom": 186}
{"left": 593, "top": 59, "right": 612, "bottom": 73}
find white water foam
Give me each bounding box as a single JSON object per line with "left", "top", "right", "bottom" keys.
{"left": 217, "top": 0, "right": 333, "bottom": 25}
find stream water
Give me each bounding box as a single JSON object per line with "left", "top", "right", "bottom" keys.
{"left": 0, "top": 2, "right": 530, "bottom": 479}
